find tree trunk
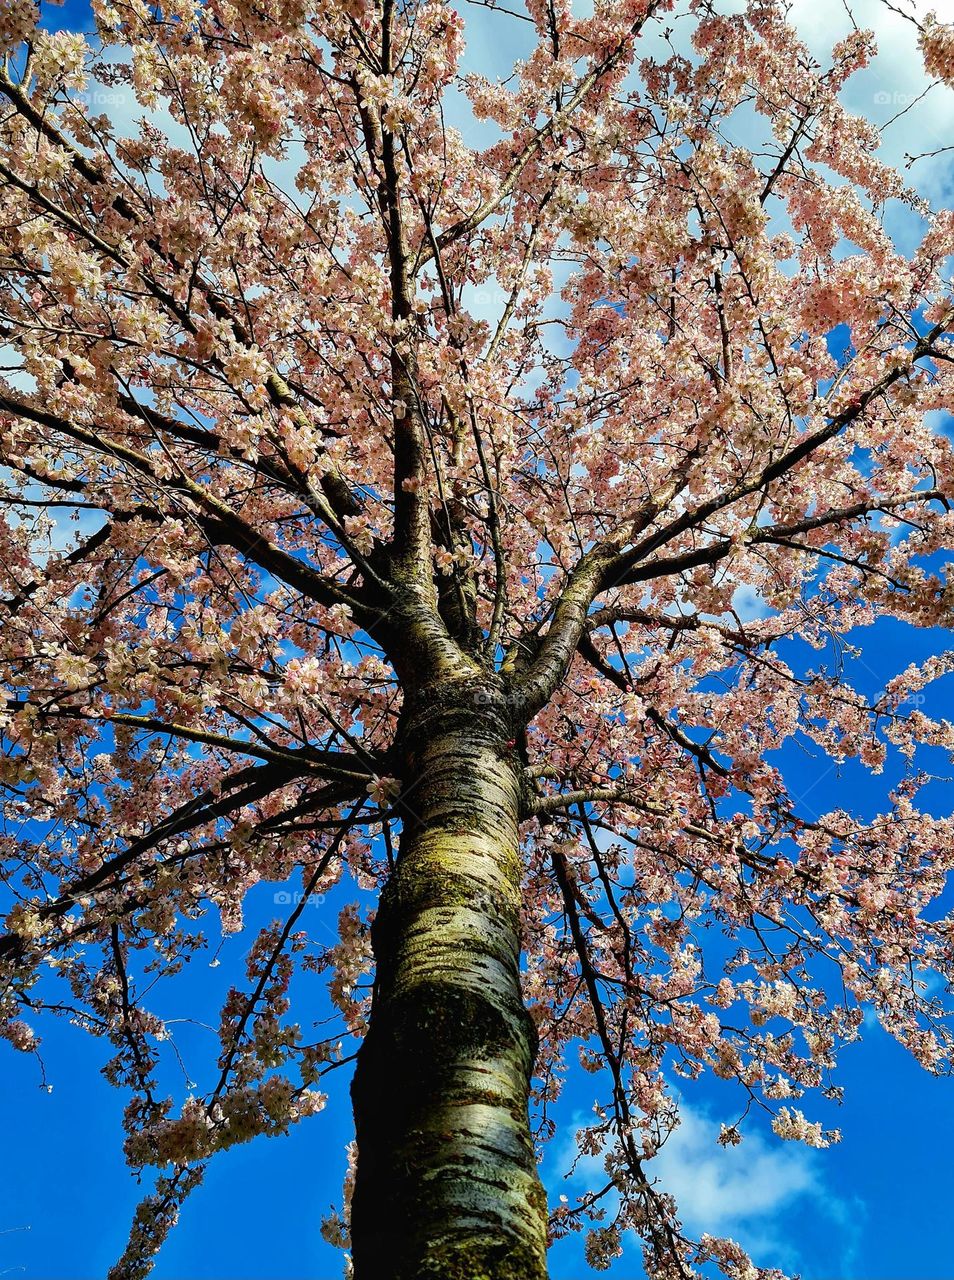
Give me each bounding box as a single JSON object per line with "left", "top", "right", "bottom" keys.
{"left": 349, "top": 681, "right": 547, "bottom": 1279}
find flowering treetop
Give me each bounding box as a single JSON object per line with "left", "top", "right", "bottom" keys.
{"left": 0, "top": 0, "right": 953, "bottom": 1275}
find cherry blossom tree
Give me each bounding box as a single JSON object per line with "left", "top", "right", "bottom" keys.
{"left": 1, "top": 0, "right": 953, "bottom": 1276}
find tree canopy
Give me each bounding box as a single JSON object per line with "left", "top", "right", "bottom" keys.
{"left": 1, "top": 0, "right": 953, "bottom": 1276}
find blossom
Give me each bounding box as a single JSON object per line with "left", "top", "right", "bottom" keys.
{"left": 920, "top": 14, "right": 954, "bottom": 85}
{"left": 771, "top": 1107, "right": 837, "bottom": 1148}
{"left": 0, "top": 0, "right": 38, "bottom": 50}
{"left": 366, "top": 775, "right": 401, "bottom": 806}
{"left": 0, "top": 3, "right": 952, "bottom": 1278}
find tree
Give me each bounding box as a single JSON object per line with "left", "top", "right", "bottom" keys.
{"left": 0, "top": 0, "right": 953, "bottom": 1274}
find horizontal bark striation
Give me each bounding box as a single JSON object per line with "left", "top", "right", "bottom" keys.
{"left": 350, "top": 684, "right": 547, "bottom": 1280}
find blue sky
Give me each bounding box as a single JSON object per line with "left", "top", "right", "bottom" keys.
{"left": 3, "top": 1, "right": 954, "bottom": 1278}
{"left": 5, "top": 682, "right": 954, "bottom": 1280}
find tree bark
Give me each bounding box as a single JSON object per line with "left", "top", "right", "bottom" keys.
{"left": 349, "top": 680, "right": 547, "bottom": 1279}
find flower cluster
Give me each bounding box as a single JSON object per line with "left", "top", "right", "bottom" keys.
{"left": 920, "top": 13, "right": 954, "bottom": 85}
{"left": 0, "top": 0, "right": 952, "bottom": 1278}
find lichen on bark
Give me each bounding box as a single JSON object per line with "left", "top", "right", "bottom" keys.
{"left": 349, "top": 681, "right": 548, "bottom": 1280}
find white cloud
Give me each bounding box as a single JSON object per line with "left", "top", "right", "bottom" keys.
{"left": 647, "top": 1103, "right": 815, "bottom": 1240}
{"left": 731, "top": 583, "right": 776, "bottom": 623}
{"left": 633, "top": 0, "right": 953, "bottom": 232}
{"left": 789, "top": 0, "right": 954, "bottom": 213}
{"left": 555, "top": 1097, "right": 863, "bottom": 1274}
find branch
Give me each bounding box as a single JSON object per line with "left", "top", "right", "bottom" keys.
{"left": 0, "top": 67, "right": 362, "bottom": 524}
{"left": 6, "top": 704, "right": 377, "bottom": 781}
{"left": 419, "top": 5, "right": 661, "bottom": 266}
{"left": 0, "top": 761, "right": 362, "bottom": 965}
{"left": 0, "top": 390, "right": 374, "bottom": 617}
{"left": 620, "top": 488, "right": 944, "bottom": 587}
{"left": 604, "top": 316, "right": 953, "bottom": 587}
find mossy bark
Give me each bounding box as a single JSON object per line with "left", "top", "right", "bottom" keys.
{"left": 349, "top": 682, "right": 547, "bottom": 1280}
